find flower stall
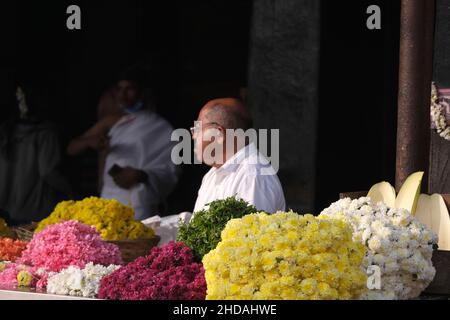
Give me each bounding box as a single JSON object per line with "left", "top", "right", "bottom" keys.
{"left": 1, "top": 187, "right": 449, "bottom": 300}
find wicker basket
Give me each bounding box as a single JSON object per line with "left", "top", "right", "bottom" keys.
{"left": 108, "top": 236, "right": 161, "bottom": 263}
{"left": 11, "top": 223, "right": 37, "bottom": 241}
{"left": 10, "top": 222, "right": 161, "bottom": 263}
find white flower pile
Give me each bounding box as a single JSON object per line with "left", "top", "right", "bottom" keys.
{"left": 46, "top": 263, "right": 120, "bottom": 298}
{"left": 320, "top": 197, "right": 437, "bottom": 300}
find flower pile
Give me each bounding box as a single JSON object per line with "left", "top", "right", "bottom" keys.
{"left": 17, "top": 270, "right": 34, "bottom": 287}
{"left": 18, "top": 220, "right": 123, "bottom": 272}
{"left": 203, "top": 212, "right": 367, "bottom": 300}
{"left": 46, "top": 263, "right": 120, "bottom": 298}
{"left": 0, "top": 237, "right": 28, "bottom": 262}
{"left": 177, "top": 197, "right": 257, "bottom": 260}
{"left": 35, "top": 197, "right": 154, "bottom": 240}
{"left": 98, "top": 242, "right": 206, "bottom": 300}
{"left": 0, "top": 263, "right": 46, "bottom": 289}
{"left": 320, "top": 197, "right": 437, "bottom": 300}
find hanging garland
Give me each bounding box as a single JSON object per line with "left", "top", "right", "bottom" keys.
{"left": 430, "top": 82, "right": 450, "bottom": 141}
{"left": 16, "top": 87, "right": 29, "bottom": 120}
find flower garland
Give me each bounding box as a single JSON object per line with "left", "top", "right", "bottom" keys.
{"left": 431, "top": 82, "right": 450, "bottom": 141}
{"left": 320, "top": 197, "right": 437, "bottom": 300}
{"left": 18, "top": 220, "right": 123, "bottom": 272}
{"left": 203, "top": 212, "right": 367, "bottom": 300}
{"left": 0, "top": 237, "right": 28, "bottom": 262}
{"left": 35, "top": 197, "right": 154, "bottom": 241}
{"left": 98, "top": 242, "right": 206, "bottom": 300}
{"left": 46, "top": 263, "right": 120, "bottom": 298}
{"left": 16, "top": 86, "right": 29, "bottom": 120}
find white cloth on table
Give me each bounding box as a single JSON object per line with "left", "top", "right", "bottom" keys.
{"left": 193, "top": 143, "right": 286, "bottom": 214}
{"left": 101, "top": 110, "right": 179, "bottom": 220}
{"left": 141, "top": 212, "right": 192, "bottom": 246}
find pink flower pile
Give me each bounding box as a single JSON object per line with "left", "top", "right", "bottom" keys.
{"left": 0, "top": 263, "right": 45, "bottom": 290}
{"left": 98, "top": 242, "right": 206, "bottom": 300}
{"left": 18, "top": 220, "right": 123, "bottom": 272}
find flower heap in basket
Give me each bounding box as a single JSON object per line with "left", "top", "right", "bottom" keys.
{"left": 0, "top": 237, "right": 28, "bottom": 262}
{"left": 321, "top": 171, "right": 441, "bottom": 299}
{"left": 98, "top": 241, "right": 206, "bottom": 300}
{"left": 0, "top": 220, "right": 123, "bottom": 297}
{"left": 35, "top": 197, "right": 154, "bottom": 241}
{"left": 320, "top": 197, "right": 436, "bottom": 299}
{"left": 203, "top": 211, "right": 368, "bottom": 299}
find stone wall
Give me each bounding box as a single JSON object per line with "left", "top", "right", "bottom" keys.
{"left": 247, "top": 0, "right": 321, "bottom": 212}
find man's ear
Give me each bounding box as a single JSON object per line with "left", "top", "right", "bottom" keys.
{"left": 217, "top": 127, "right": 226, "bottom": 145}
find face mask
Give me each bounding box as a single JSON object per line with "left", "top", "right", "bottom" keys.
{"left": 124, "top": 101, "right": 144, "bottom": 114}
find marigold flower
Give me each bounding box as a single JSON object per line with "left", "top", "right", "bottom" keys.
{"left": 0, "top": 237, "right": 28, "bottom": 262}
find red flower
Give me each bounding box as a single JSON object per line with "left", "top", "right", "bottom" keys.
{"left": 98, "top": 242, "right": 206, "bottom": 300}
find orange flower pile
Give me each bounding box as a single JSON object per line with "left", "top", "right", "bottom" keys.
{"left": 0, "top": 237, "right": 28, "bottom": 262}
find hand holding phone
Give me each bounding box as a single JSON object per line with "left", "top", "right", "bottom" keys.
{"left": 108, "top": 164, "right": 123, "bottom": 177}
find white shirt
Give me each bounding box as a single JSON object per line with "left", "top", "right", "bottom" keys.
{"left": 101, "top": 110, "right": 179, "bottom": 220}
{"left": 193, "top": 143, "right": 286, "bottom": 213}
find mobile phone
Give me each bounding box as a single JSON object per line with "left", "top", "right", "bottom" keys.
{"left": 108, "top": 164, "right": 123, "bottom": 177}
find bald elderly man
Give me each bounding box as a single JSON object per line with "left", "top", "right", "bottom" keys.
{"left": 191, "top": 98, "right": 286, "bottom": 213}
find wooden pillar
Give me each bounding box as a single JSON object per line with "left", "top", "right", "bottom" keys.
{"left": 396, "top": 0, "right": 436, "bottom": 191}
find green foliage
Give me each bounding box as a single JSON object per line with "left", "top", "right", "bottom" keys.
{"left": 177, "top": 197, "right": 257, "bottom": 261}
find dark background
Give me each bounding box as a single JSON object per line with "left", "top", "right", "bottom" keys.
{"left": 316, "top": 0, "right": 400, "bottom": 210}
{"left": 0, "top": 0, "right": 401, "bottom": 215}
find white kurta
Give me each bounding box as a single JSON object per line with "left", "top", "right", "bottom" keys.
{"left": 193, "top": 143, "right": 286, "bottom": 214}
{"left": 101, "top": 110, "right": 179, "bottom": 220}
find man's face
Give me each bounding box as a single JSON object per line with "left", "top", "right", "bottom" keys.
{"left": 117, "top": 80, "right": 140, "bottom": 108}
{"left": 192, "top": 109, "right": 224, "bottom": 167}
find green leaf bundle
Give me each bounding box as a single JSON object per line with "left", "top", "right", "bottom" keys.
{"left": 177, "top": 197, "right": 257, "bottom": 261}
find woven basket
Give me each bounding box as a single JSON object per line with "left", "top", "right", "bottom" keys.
{"left": 108, "top": 236, "right": 160, "bottom": 263}
{"left": 11, "top": 223, "right": 161, "bottom": 263}
{"left": 11, "top": 223, "right": 37, "bottom": 241}
{"left": 12, "top": 227, "right": 34, "bottom": 241}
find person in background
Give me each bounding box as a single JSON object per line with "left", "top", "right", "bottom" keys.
{"left": 192, "top": 98, "right": 286, "bottom": 214}
{"left": 96, "top": 86, "right": 122, "bottom": 193}
{"left": 0, "top": 84, "right": 73, "bottom": 225}
{"left": 67, "top": 67, "right": 179, "bottom": 220}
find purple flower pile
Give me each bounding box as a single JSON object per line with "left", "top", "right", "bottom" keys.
{"left": 98, "top": 241, "right": 206, "bottom": 300}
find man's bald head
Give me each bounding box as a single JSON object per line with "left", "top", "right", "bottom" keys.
{"left": 199, "top": 98, "right": 252, "bottom": 130}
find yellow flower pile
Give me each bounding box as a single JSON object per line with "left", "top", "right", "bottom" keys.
{"left": 35, "top": 197, "right": 154, "bottom": 241}
{"left": 203, "top": 212, "right": 368, "bottom": 300}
